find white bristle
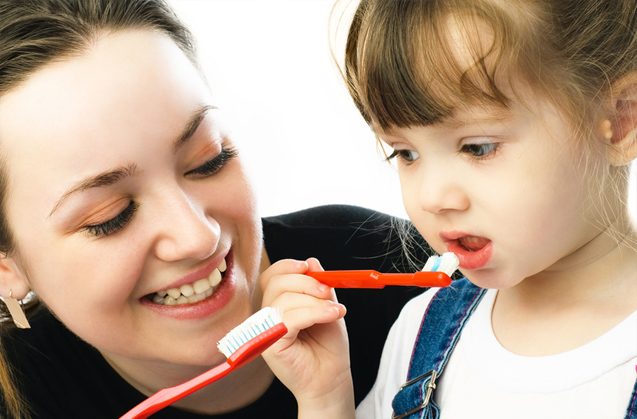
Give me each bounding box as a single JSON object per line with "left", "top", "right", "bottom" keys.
{"left": 422, "top": 255, "right": 439, "bottom": 272}
{"left": 217, "top": 307, "right": 282, "bottom": 358}
{"left": 422, "top": 252, "right": 459, "bottom": 277}
{"left": 437, "top": 252, "right": 459, "bottom": 276}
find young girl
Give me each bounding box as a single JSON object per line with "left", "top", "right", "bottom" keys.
{"left": 295, "top": 0, "right": 637, "bottom": 417}
{"left": 0, "top": 1, "right": 430, "bottom": 417}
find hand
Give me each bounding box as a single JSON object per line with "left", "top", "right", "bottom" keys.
{"left": 260, "top": 258, "right": 355, "bottom": 419}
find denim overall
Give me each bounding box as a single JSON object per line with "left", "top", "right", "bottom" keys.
{"left": 390, "top": 279, "right": 637, "bottom": 419}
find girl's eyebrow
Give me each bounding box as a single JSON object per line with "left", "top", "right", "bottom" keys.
{"left": 48, "top": 104, "right": 216, "bottom": 217}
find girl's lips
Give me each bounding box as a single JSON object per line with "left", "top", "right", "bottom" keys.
{"left": 442, "top": 234, "right": 493, "bottom": 270}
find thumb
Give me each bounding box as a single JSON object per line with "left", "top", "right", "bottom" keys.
{"left": 305, "top": 257, "right": 324, "bottom": 273}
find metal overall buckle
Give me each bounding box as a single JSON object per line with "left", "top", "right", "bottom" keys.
{"left": 392, "top": 369, "right": 438, "bottom": 419}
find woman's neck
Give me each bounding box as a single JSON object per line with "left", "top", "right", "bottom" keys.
{"left": 104, "top": 352, "right": 275, "bottom": 414}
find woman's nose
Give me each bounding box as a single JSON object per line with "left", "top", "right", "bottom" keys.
{"left": 152, "top": 191, "right": 219, "bottom": 262}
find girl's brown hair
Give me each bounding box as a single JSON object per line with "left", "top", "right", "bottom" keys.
{"left": 343, "top": 0, "right": 637, "bottom": 144}
{"left": 0, "top": 1, "right": 196, "bottom": 417}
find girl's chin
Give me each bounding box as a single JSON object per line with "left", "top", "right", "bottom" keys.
{"left": 461, "top": 269, "right": 522, "bottom": 290}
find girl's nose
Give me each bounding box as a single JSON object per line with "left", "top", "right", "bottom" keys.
{"left": 153, "top": 191, "right": 219, "bottom": 262}
{"left": 416, "top": 171, "right": 469, "bottom": 215}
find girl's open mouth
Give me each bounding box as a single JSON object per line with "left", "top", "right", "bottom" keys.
{"left": 443, "top": 234, "right": 493, "bottom": 270}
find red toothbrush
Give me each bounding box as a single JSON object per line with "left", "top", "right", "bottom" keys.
{"left": 120, "top": 307, "right": 287, "bottom": 419}
{"left": 307, "top": 270, "right": 451, "bottom": 288}
{"left": 307, "top": 252, "right": 459, "bottom": 289}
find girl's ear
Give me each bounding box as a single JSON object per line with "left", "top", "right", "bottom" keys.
{"left": 0, "top": 255, "right": 30, "bottom": 300}
{"left": 603, "top": 72, "right": 637, "bottom": 166}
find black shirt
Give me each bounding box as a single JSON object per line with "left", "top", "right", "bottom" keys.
{"left": 2, "top": 205, "right": 430, "bottom": 418}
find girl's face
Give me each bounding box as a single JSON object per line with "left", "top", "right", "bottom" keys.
{"left": 380, "top": 96, "right": 611, "bottom": 289}
{"left": 0, "top": 30, "right": 262, "bottom": 367}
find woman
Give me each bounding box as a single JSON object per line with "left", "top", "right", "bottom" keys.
{"left": 0, "top": 1, "right": 428, "bottom": 417}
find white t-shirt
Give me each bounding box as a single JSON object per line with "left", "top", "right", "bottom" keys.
{"left": 357, "top": 288, "right": 637, "bottom": 419}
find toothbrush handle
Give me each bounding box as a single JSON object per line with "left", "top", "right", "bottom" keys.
{"left": 307, "top": 270, "right": 451, "bottom": 288}
{"left": 120, "top": 324, "right": 288, "bottom": 419}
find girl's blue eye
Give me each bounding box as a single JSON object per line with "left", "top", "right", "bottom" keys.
{"left": 186, "top": 146, "right": 238, "bottom": 177}
{"left": 387, "top": 149, "right": 420, "bottom": 163}
{"left": 84, "top": 201, "right": 138, "bottom": 238}
{"left": 460, "top": 143, "right": 498, "bottom": 158}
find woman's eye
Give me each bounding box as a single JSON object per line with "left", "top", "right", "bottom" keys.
{"left": 460, "top": 142, "right": 499, "bottom": 159}
{"left": 84, "top": 201, "right": 138, "bottom": 238}
{"left": 186, "top": 147, "right": 238, "bottom": 177}
{"left": 387, "top": 149, "right": 420, "bottom": 163}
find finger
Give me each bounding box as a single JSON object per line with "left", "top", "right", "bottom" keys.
{"left": 304, "top": 257, "right": 342, "bottom": 303}
{"left": 259, "top": 258, "right": 308, "bottom": 290}
{"left": 305, "top": 257, "right": 324, "bottom": 272}
{"left": 269, "top": 292, "right": 346, "bottom": 326}
{"left": 261, "top": 273, "right": 331, "bottom": 307}
{"left": 274, "top": 294, "right": 347, "bottom": 337}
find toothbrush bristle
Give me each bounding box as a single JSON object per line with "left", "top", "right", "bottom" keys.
{"left": 422, "top": 252, "right": 459, "bottom": 277}
{"left": 217, "top": 307, "right": 283, "bottom": 358}
{"left": 422, "top": 255, "right": 439, "bottom": 272}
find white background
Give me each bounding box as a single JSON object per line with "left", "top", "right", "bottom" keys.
{"left": 167, "top": 0, "right": 407, "bottom": 218}
{"left": 167, "top": 0, "right": 636, "bottom": 222}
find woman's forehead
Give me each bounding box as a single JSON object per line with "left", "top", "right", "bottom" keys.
{"left": 0, "top": 29, "right": 208, "bottom": 152}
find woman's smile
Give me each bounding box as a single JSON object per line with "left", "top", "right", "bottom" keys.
{"left": 141, "top": 250, "right": 237, "bottom": 320}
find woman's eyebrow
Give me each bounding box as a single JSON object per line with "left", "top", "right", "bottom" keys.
{"left": 48, "top": 164, "right": 138, "bottom": 217}
{"left": 173, "top": 104, "right": 216, "bottom": 152}
{"left": 49, "top": 104, "right": 217, "bottom": 217}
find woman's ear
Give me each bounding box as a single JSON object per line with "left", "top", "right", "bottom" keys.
{"left": 602, "top": 72, "right": 637, "bottom": 166}
{"left": 0, "top": 254, "right": 30, "bottom": 300}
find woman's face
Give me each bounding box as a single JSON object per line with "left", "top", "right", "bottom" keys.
{"left": 0, "top": 30, "right": 262, "bottom": 367}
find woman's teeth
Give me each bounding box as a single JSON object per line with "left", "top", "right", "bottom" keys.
{"left": 151, "top": 259, "right": 227, "bottom": 306}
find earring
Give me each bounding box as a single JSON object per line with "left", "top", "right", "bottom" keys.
{"left": 0, "top": 289, "right": 30, "bottom": 329}
{"left": 601, "top": 119, "right": 614, "bottom": 141}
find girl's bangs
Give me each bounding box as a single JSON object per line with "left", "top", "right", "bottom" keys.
{"left": 348, "top": 1, "right": 519, "bottom": 130}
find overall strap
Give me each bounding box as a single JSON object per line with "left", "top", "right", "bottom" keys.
{"left": 391, "top": 279, "right": 486, "bottom": 419}
{"left": 625, "top": 377, "right": 637, "bottom": 419}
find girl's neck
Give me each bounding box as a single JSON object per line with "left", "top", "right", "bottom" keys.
{"left": 492, "top": 218, "right": 637, "bottom": 356}
{"left": 528, "top": 218, "right": 634, "bottom": 295}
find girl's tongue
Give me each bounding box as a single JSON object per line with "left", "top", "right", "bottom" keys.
{"left": 459, "top": 236, "right": 491, "bottom": 251}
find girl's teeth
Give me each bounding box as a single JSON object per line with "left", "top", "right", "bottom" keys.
{"left": 151, "top": 262, "right": 226, "bottom": 306}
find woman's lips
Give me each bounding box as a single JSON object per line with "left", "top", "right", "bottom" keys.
{"left": 142, "top": 273, "right": 236, "bottom": 320}
{"left": 442, "top": 233, "right": 493, "bottom": 270}
{"left": 141, "top": 251, "right": 236, "bottom": 320}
